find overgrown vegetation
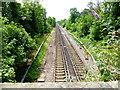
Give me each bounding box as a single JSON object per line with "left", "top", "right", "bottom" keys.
{"left": 1, "top": 1, "right": 56, "bottom": 82}
{"left": 25, "top": 31, "right": 52, "bottom": 82}
{"left": 58, "top": 1, "right": 120, "bottom": 81}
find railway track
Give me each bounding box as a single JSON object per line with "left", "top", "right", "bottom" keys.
{"left": 54, "top": 24, "right": 85, "bottom": 82}
{"left": 55, "top": 26, "right": 67, "bottom": 82}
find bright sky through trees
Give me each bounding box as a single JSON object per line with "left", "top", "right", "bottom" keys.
{"left": 41, "top": 0, "right": 99, "bottom": 21}
{"left": 17, "top": 0, "right": 101, "bottom": 21}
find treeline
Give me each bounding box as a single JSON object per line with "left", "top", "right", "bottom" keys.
{"left": 58, "top": 2, "right": 120, "bottom": 41}
{"left": 1, "top": 2, "right": 56, "bottom": 82}
{"left": 58, "top": 2, "right": 120, "bottom": 81}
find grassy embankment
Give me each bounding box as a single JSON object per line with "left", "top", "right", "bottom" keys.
{"left": 24, "top": 29, "right": 54, "bottom": 82}
{"left": 67, "top": 30, "right": 119, "bottom": 81}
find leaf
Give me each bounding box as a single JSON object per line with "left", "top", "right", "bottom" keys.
{"left": 100, "top": 69, "right": 104, "bottom": 76}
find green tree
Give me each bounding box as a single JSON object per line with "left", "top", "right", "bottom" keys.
{"left": 1, "top": 17, "right": 35, "bottom": 82}
{"left": 69, "top": 8, "right": 80, "bottom": 23}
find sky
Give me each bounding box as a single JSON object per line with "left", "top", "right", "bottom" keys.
{"left": 40, "top": 0, "right": 98, "bottom": 21}
{"left": 17, "top": 0, "right": 99, "bottom": 21}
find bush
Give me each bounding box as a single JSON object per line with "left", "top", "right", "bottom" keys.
{"left": 1, "top": 17, "right": 35, "bottom": 82}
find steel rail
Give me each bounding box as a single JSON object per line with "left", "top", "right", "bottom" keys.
{"left": 57, "top": 25, "right": 71, "bottom": 81}
{"left": 67, "top": 31, "right": 96, "bottom": 63}
{"left": 58, "top": 26, "right": 81, "bottom": 81}
{"left": 55, "top": 25, "right": 68, "bottom": 82}
{"left": 58, "top": 25, "right": 81, "bottom": 81}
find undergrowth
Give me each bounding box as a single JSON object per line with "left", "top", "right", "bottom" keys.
{"left": 24, "top": 30, "right": 53, "bottom": 82}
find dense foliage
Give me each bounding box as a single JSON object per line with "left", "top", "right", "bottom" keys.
{"left": 1, "top": 1, "right": 56, "bottom": 82}
{"left": 58, "top": 1, "right": 120, "bottom": 81}
{"left": 2, "top": 17, "right": 35, "bottom": 82}
{"left": 2, "top": 2, "right": 56, "bottom": 37}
